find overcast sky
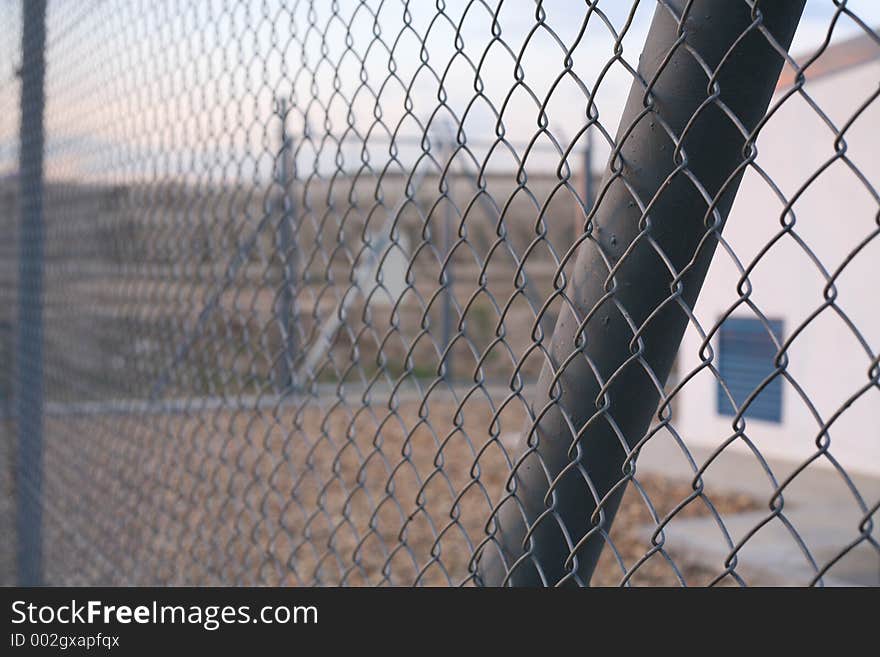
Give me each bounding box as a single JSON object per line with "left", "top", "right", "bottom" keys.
{"left": 1, "top": 0, "right": 878, "bottom": 183}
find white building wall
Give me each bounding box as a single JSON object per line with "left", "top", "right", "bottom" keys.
{"left": 675, "top": 60, "right": 880, "bottom": 476}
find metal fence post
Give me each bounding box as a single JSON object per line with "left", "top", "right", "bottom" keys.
{"left": 583, "top": 128, "right": 593, "bottom": 213}
{"left": 274, "top": 97, "right": 298, "bottom": 393}
{"left": 440, "top": 128, "right": 456, "bottom": 382}
{"left": 16, "top": 0, "right": 47, "bottom": 587}
{"left": 477, "top": 0, "right": 806, "bottom": 586}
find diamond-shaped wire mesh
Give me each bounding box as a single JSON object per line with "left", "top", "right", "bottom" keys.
{"left": 1, "top": 0, "right": 878, "bottom": 586}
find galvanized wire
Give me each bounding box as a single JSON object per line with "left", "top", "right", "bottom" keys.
{"left": 1, "top": 0, "right": 878, "bottom": 586}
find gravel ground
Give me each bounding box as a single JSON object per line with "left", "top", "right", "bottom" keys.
{"left": 592, "top": 474, "right": 757, "bottom": 586}
{"left": 7, "top": 394, "right": 760, "bottom": 586}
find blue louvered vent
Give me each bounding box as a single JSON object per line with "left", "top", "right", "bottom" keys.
{"left": 716, "top": 317, "right": 783, "bottom": 423}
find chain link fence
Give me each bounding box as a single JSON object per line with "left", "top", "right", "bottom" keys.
{"left": 1, "top": 0, "right": 879, "bottom": 586}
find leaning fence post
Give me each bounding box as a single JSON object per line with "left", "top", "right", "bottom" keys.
{"left": 476, "top": 0, "right": 806, "bottom": 586}
{"left": 16, "top": 0, "right": 47, "bottom": 587}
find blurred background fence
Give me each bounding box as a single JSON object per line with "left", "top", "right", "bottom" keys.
{"left": 1, "top": 0, "right": 878, "bottom": 586}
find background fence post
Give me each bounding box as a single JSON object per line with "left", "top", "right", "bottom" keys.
{"left": 583, "top": 128, "right": 593, "bottom": 214}
{"left": 440, "top": 127, "right": 456, "bottom": 382}
{"left": 274, "top": 97, "right": 298, "bottom": 393}
{"left": 16, "top": 0, "right": 47, "bottom": 586}
{"left": 476, "top": 0, "right": 806, "bottom": 586}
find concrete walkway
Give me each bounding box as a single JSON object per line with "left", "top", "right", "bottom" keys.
{"left": 634, "top": 437, "right": 880, "bottom": 586}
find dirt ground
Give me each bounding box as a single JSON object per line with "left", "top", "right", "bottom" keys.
{"left": 8, "top": 393, "right": 760, "bottom": 587}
